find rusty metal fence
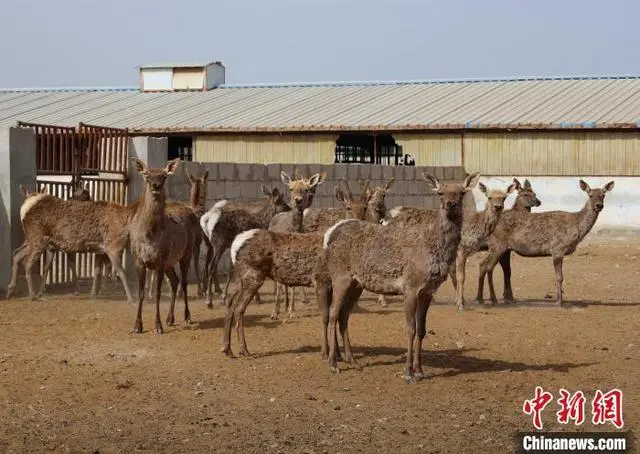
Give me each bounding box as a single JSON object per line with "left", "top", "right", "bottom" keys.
{"left": 18, "top": 121, "right": 129, "bottom": 286}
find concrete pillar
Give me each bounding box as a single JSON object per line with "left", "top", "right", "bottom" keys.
{"left": 0, "top": 127, "right": 37, "bottom": 294}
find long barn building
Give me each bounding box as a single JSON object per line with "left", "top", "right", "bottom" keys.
{"left": 1, "top": 61, "right": 638, "bottom": 232}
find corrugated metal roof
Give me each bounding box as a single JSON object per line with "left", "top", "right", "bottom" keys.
{"left": 1, "top": 75, "right": 640, "bottom": 132}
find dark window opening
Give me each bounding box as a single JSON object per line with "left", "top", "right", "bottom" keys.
{"left": 334, "top": 134, "right": 403, "bottom": 165}
{"left": 168, "top": 136, "right": 193, "bottom": 161}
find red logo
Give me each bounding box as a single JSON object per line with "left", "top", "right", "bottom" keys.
{"left": 556, "top": 389, "right": 586, "bottom": 425}
{"left": 592, "top": 389, "right": 624, "bottom": 429}
{"left": 523, "top": 386, "right": 554, "bottom": 430}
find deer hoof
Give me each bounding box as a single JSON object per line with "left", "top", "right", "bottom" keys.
{"left": 206, "top": 302, "right": 214, "bottom": 310}
{"left": 269, "top": 313, "right": 278, "bottom": 320}
{"left": 221, "top": 346, "right": 234, "bottom": 357}
{"left": 133, "top": 323, "right": 143, "bottom": 334}
{"left": 165, "top": 317, "right": 175, "bottom": 326}
{"left": 330, "top": 365, "right": 340, "bottom": 374}
{"left": 406, "top": 376, "right": 415, "bottom": 385}
{"left": 238, "top": 348, "right": 251, "bottom": 357}
{"left": 155, "top": 325, "right": 164, "bottom": 335}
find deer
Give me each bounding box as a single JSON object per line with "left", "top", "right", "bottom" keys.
{"left": 199, "top": 184, "right": 293, "bottom": 308}
{"left": 129, "top": 158, "right": 195, "bottom": 334}
{"left": 268, "top": 179, "right": 376, "bottom": 320}
{"left": 7, "top": 186, "right": 135, "bottom": 303}
{"left": 477, "top": 179, "right": 614, "bottom": 307}
{"left": 146, "top": 167, "right": 209, "bottom": 300}
{"left": 319, "top": 172, "right": 479, "bottom": 383}
{"left": 220, "top": 171, "right": 333, "bottom": 357}
{"left": 385, "top": 180, "right": 517, "bottom": 310}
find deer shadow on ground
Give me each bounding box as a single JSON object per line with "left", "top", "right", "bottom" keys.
{"left": 194, "top": 313, "right": 280, "bottom": 331}
{"left": 254, "top": 344, "right": 595, "bottom": 378}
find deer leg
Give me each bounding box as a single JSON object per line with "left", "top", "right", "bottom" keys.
{"left": 133, "top": 264, "right": 146, "bottom": 333}
{"left": 553, "top": 256, "right": 564, "bottom": 307}
{"left": 339, "top": 284, "right": 363, "bottom": 369}
{"left": 66, "top": 253, "right": 81, "bottom": 295}
{"left": 448, "top": 257, "right": 458, "bottom": 291}
{"left": 299, "top": 286, "right": 310, "bottom": 304}
{"left": 206, "top": 247, "right": 224, "bottom": 308}
{"left": 287, "top": 286, "right": 296, "bottom": 319}
{"left": 477, "top": 249, "right": 503, "bottom": 305}
{"left": 90, "top": 254, "right": 103, "bottom": 299}
{"left": 316, "top": 281, "right": 331, "bottom": 360}
{"left": 403, "top": 291, "right": 419, "bottom": 384}
{"left": 500, "top": 251, "right": 514, "bottom": 302}
{"left": 153, "top": 268, "right": 164, "bottom": 334}
{"left": 192, "top": 236, "right": 204, "bottom": 298}
{"left": 38, "top": 246, "right": 56, "bottom": 297}
{"left": 107, "top": 249, "right": 134, "bottom": 304}
{"left": 235, "top": 278, "right": 264, "bottom": 357}
{"left": 271, "top": 282, "right": 282, "bottom": 320}
{"left": 412, "top": 292, "right": 433, "bottom": 380}
{"left": 377, "top": 295, "right": 389, "bottom": 307}
{"left": 165, "top": 268, "right": 179, "bottom": 326}
{"left": 455, "top": 251, "right": 468, "bottom": 311}
{"left": 327, "top": 277, "right": 352, "bottom": 373}
{"left": 147, "top": 269, "right": 155, "bottom": 300}
{"left": 221, "top": 289, "right": 240, "bottom": 357}
{"left": 7, "top": 243, "right": 29, "bottom": 299}
{"left": 179, "top": 255, "right": 191, "bottom": 324}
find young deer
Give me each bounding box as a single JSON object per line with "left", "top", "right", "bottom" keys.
{"left": 268, "top": 179, "right": 372, "bottom": 319}
{"left": 200, "top": 185, "right": 293, "bottom": 308}
{"left": 146, "top": 168, "right": 209, "bottom": 299}
{"left": 220, "top": 171, "right": 327, "bottom": 356}
{"left": 129, "top": 158, "right": 195, "bottom": 334}
{"left": 477, "top": 179, "right": 614, "bottom": 306}
{"left": 320, "top": 172, "right": 479, "bottom": 382}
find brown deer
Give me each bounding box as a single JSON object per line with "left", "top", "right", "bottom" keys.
{"left": 320, "top": 172, "right": 479, "bottom": 382}
{"left": 146, "top": 167, "right": 209, "bottom": 299}
{"left": 200, "top": 182, "right": 295, "bottom": 308}
{"left": 220, "top": 172, "right": 331, "bottom": 356}
{"left": 477, "top": 179, "right": 614, "bottom": 307}
{"left": 129, "top": 158, "right": 195, "bottom": 334}
{"left": 7, "top": 186, "right": 135, "bottom": 302}
{"left": 267, "top": 179, "right": 374, "bottom": 319}
{"left": 386, "top": 180, "right": 517, "bottom": 310}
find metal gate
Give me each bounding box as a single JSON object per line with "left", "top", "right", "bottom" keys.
{"left": 18, "top": 121, "right": 130, "bottom": 286}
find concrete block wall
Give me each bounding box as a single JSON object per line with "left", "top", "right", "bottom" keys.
{"left": 167, "top": 162, "right": 468, "bottom": 212}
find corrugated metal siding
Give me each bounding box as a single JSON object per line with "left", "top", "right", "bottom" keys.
{"left": 394, "top": 133, "right": 462, "bottom": 166}
{"left": 194, "top": 134, "right": 337, "bottom": 163}
{"left": 3, "top": 75, "right": 640, "bottom": 131}
{"left": 464, "top": 131, "right": 640, "bottom": 176}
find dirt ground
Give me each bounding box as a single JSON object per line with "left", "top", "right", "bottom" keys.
{"left": 1, "top": 240, "right": 638, "bottom": 453}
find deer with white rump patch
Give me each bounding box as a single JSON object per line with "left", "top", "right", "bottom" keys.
{"left": 320, "top": 172, "right": 479, "bottom": 383}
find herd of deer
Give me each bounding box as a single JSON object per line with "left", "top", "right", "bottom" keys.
{"left": 7, "top": 158, "right": 614, "bottom": 383}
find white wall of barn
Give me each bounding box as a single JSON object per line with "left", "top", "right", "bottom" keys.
{"left": 470, "top": 176, "right": 637, "bottom": 233}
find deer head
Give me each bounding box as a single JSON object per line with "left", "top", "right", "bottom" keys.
{"left": 334, "top": 180, "right": 370, "bottom": 220}
{"left": 133, "top": 158, "right": 181, "bottom": 199}
{"left": 579, "top": 180, "right": 615, "bottom": 213}
{"left": 260, "top": 184, "right": 291, "bottom": 214}
{"left": 185, "top": 166, "right": 209, "bottom": 211}
{"left": 366, "top": 178, "right": 394, "bottom": 223}
{"left": 513, "top": 178, "right": 542, "bottom": 210}
{"left": 478, "top": 180, "right": 517, "bottom": 214}
{"left": 423, "top": 172, "right": 479, "bottom": 216}
{"left": 71, "top": 181, "right": 92, "bottom": 201}
{"left": 280, "top": 170, "right": 326, "bottom": 211}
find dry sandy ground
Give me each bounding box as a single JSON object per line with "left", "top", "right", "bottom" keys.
{"left": 0, "top": 241, "right": 638, "bottom": 453}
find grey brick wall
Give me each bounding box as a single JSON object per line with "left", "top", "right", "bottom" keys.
{"left": 168, "top": 162, "right": 467, "bottom": 211}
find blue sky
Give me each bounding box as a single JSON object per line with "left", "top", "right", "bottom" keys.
{"left": 0, "top": 0, "right": 638, "bottom": 88}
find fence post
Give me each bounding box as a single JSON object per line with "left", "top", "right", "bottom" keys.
{"left": 0, "top": 127, "right": 37, "bottom": 295}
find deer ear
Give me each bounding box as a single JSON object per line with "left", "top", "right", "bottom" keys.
{"left": 309, "top": 172, "right": 326, "bottom": 189}
{"left": 603, "top": 181, "right": 615, "bottom": 193}
{"left": 280, "top": 171, "right": 292, "bottom": 186}
{"left": 422, "top": 173, "right": 441, "bottom": 192}
{"left": 523, "top": 179, "right": 532, "bottom": 190}
{"left": 579, "top": 179, "right": 591, "bottom": 193}
{"left": 464, "top": 172, "right": 481, "bottom": 190}
{"left": 185, "top": 169, "right": 195, "bottom": 184}
{"left": 512, "top": 178, "right": 522, "bottom": 190}
{"left": 132, "top": 158, "right": 148, "bottom": 174}
{"left": 261, "top": 184, "right": 271, "bottom": 196}
{"left": 384, "top": 178, "right": 395, "bottom": 192}
{"left": 201, "top": 170, "right": 209, "bottom": 181}
{"left": 506, "top": 182, "right": 518, "bottom": 194}
{"left": 334, "top": 186, "right": 347, "bottom": 203}
{"left": 165, "top": 158, "right": 181, "bottom": 175}
{"left": 271, "top": 187, "right": 281, "bottom": 198}
{"left": 19, "top": 184, "right": 30, "bottom": 197}
{"left": 477, "top": 182, "right": 488, "bottom": 195}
